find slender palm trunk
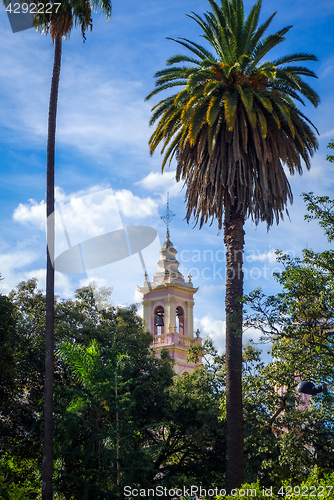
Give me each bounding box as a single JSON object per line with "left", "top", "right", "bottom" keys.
{"left": 224, "top": 204, "right": 244, "bottom": 492}
{"left": 43, "top": 33, "right": 62, "bottom": 500}
{"left": 116, "top": 375, "right": 121, "bottom": 486}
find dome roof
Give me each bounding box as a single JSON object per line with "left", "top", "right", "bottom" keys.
{"left": 152, "top": 233, "right": 185, "bottom": 285}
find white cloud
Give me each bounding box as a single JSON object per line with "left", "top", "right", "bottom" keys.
{"left": 133, "top": 288, "right": 143, "bottom": 304}
{"left": 0, "top": 31, "right": 153, "bottom": 164}
{"left": 6, "top": 185, "right": 163, "bottom": 304}
{"left": 54, "top": 272, "right": 76, "bottom": 298}
{"left": 13, "top": 199, "right": 46, "bottom": 230}
{"left": 0, "top": 250, "right": 38, "bottom": 293}
{"left": 114, "top": 189, "right": 158, "bottom": 218}
{"left": 245, "top": 248, "right": 278, "bottom": 263}
{"left": 0, "top": 251, "right": 75, "bottom": 298}
{"left": 194, "top": 314, "right": 272, "bottom": 363}
{"left": 136, "top": 170, "right": 182, "bottom": 198}
{"left": 195, "top": 314, "right": 226, "bottom": 353}
{"left": 79, "top": 276, "right": 109, "bottom": 289}
{"left": 320, "top": 128, "right": 334, "bottom": 139}
{"left": 12, "top": 186, "right": 159, "bottom": 251}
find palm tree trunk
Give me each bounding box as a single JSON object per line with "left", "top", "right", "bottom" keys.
{"left": 224, "top": 203, "right": 244, "bottom": 492}
{"left": 116, "top": 369, "right": 121, "bottom": 486}
{"left": 43, "top": 33, "right": 62, "bottom": 500}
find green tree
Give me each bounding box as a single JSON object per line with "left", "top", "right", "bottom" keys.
{"left": 0, "top": 279, "right": 46, "bottom": 495}
{"left": 243, "top": 247, "right": 334, "bottom": 363}
{"left": 325, "top": 138, "right": 334, "bottom": 163}
{"left": 144, "top": 362, "right": 225, "bottom": 490}
{"left": 0, "top": 291, "right": 16, "bottom": 408}
{"left": 0, "top": 280, "right": 174, "bottom": 497}
{"left": 55, "top": 339, "right": 141, "bottom": 498}
{"left": 242, "top": 187, "right": 334, "bottom": 483}
{"left": 146, "top": 0, "right": 319, "bottom": 489}
{"left": 55, "top": 337, "right": 225, "bottom": 498}
{"left": 242, "top": 342, "right": 334, "bottom": 485}
{"left": 243, "top": 144, "right": 334, "bottom": 380}
{"left": 192, "top": 340, "right": 334, "bottom": 487}
{"left": 53, "top": 286, "right": 174, "bottom": 498}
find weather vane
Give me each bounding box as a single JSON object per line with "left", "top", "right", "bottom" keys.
{"left": 161, "top": 192, "right": 175, "bottom": 237}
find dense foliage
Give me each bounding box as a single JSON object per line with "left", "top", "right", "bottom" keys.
{"left": 1, "top": 276, "right": 334, "bottom": 496}
{"left": 190, "top": 338, "right": 334, "bottom": 488}
{"left": 242, "top": 187, "right": 334, "bottom": 484}
{"left": 210, "top": 468, "right": 334, "bottom": 499}
{"left": 2, "top": 184, "right": 334, "bottom": 495}
{"left": 0, "top": 281, "right": 225, "bottom": 498}
{"left": 243, "top": 191, "right": 334, "bottom": 372}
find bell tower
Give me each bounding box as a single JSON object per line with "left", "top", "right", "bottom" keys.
{"left": 138, "top": 197, "right": 202, "bottom": 375}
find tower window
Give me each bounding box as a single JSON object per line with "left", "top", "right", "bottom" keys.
{"left": 176, "top": 306, "right": 184, "bottom": 335}
{"left": 154, "top": 306, "right": 164, "bottom": 336}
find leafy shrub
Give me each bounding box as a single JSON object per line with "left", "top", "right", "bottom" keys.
{"left": 0, "top": 474, "right": 37, "bottom": 500}
{"left": 210, "top": 468, "right": 334, "bottom": 500}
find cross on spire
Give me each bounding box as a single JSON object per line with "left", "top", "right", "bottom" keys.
{"left": 161, "top": 192, "right": 175, "bottom": 237}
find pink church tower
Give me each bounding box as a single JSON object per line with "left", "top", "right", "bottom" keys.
{"left": 138, "top": 198, "right": 202, "bottom": 375}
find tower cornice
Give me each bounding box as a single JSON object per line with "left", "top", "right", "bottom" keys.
{"left": 138, "top": 281, "right": 198, "bottom": 296}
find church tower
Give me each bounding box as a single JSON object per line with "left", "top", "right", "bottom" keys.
{"left": 138, "top": 199, "right": 202, "bottom": 375}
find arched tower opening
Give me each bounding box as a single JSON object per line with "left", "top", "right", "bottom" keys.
{"left": 154, "top": 305, "right": 164, "bottom": 336}
{"left": 176, "top": 306, "right": 184, "bottom": 335}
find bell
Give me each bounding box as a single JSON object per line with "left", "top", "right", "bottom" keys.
{"left": 297, "top": 381, "right": 327, "bottom": 395}
{"left": 156, "top": 314, "right": 164, "bottom": 327}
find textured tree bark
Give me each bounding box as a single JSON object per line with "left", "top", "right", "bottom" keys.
{"left": 224, "top": 203, "right": 245, "bottom": 493}
{"left": 116, "top": 370, "right": 121, "bottom": 486}
{"left": 43, "top": 33, "right": 62, "bottom": 500}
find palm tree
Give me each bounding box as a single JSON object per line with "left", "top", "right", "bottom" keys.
{"left": 146, "top": 0, "right": 319, "bottom": 490}
{"left": 31, "top": 2, "right": 112, "bottom": 498}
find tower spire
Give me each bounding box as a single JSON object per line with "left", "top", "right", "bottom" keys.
{"left": 161, "top": 192, "right": 175, "bottom": 237}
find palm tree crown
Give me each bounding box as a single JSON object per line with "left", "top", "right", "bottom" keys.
{"left": 147, "top": 0, "right": 319, "bottom": 229}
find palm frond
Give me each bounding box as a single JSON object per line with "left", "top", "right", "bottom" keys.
{"left": 223, "top": 90, "right": 238, "bottom": 130}
{"left": 207, "top": 94, "right": 224, "bottom": 125}
{"left": 245, "top": 11, "right": 276, "bottom": 56}
{"left": 167, "top": 37, "right": 216, "bottom": 61}
{"left": 257, "top": 108, "right": 267, "bottom": 138}
{"left": 146, "top": 81, "right": 187, "bottom": 100}
{"left": 250, "top": 32, "right": 287, "bottom": 67}
{"left": 278, "top": 66, "right": 317, "bottom": 78}
{"left": 240, "top": 0, "right": 262, "bottom": 55}
{"left": 272, "top": 53, "right": 318, "bottom": 66}
{"left": 189, "top": 103, "right": 208, "bottom": 145}
{"left": 161, "top": 130, "right": 183, "bottom": 170}
{"left": 167, "top": 54, "right": 202, "bottom": 66}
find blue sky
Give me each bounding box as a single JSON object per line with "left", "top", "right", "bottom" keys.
{"left": 1, "top": 0, "right": 334, "bottom": 353}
